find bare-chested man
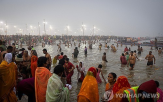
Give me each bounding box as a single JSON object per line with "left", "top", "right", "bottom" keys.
{"left": 158, "top": 48, "right": 162, "bottom": 54}
{"left": 102, "top": 52, "right": 108, "bottom": 67}
{"left": 12, "top": 43, "right": 16, "bottom": 54}
{"left": 43, "top": 49, "right": 52, "bottom": 70}
{"left": 128, "top": 51, "right": 136, "bottom": 70}
{"left": 145, "top": 51, "right": 155, "bottom": 66}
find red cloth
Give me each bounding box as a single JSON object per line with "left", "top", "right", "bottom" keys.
{"left": 124, "top": 48, "right": 128, "bottom": 52}
{"left": 120, "top": 56, "right": 127, "bottom": 65}
{"left": 31, "top": 55, "right": 38, "bottom": 77}
{"left": 112, "top": 76, "right": 131, "bottom": 94}
{"left": 88, "top": 67, "right": 97, "bottom": 77}
{"left": 64, "top": 62, "right": 74, "bottom": 84}
{"left": 138, "top": 80, "right": 157, "bottom": 94}
{"left": 110, "top": 76, "right": 131, "bottom": 102}
{"left": 58, "top": 55, "right": 63, "bottom": 60}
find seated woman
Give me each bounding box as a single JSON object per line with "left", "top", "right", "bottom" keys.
{"left": 35, "top": 57, "right": 52, "bottom": 102}
{"left": 120, "top": 53, "right": 127, "bottom": 65}
{"left": 46, "top": 65, "right": 69, "bottom": 102}
{"left": 103, "top": 72, "right": 117, "bottom": 102}
{"left": 31, "top": 50, "right": 38, "bottom": 77}
{"left": 78, "top": 67, "right": 99, "bottom": 102}
{"left": 110, "top": 76, "right": 131, "bottom": 102}
{"left": 76, "top": 62, "right": 86, "bottom": 82}
{"left": 96, "top": 64, "right": 106, "bottom": 84}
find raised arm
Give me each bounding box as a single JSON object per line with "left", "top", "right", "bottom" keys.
{"left": 101, "top": 70, "right": 106, "bottom": 83}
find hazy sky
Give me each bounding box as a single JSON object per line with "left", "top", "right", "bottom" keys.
{"left": 0, "top": 0, "right": 163, "bottom": 37}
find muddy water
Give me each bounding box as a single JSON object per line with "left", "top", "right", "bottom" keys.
{"left": 23, "top": 40, "right": 163, "bottom": 102}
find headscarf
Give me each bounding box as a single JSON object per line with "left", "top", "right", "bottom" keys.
{"left": 138, "top": 80, "right": 157, "bottom": 94}
{"left": 138, "top": 80, "right": 157, "bottom": 102}
{"left": 112, "top": 76, "right": 131, "bottom": 94}
{"left": 78, "top": 67, "right": 99, "bottom": 102}
{"left": 4, "top": 53, "right": 12, "bottom": 63}
{"left": 46, "top": 73, "right": 69, "bottom": 102}
{"left": 87, "top": 67, "right": 97, "bottom": 77}
{"left": 110, "top": 76, "right": 131, "bottom": 102}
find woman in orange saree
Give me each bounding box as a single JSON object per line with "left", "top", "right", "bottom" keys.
{"left": 31, "top": 50, "right": 38, "bottom": 77}
{"left": 35, "top": 57, "right": 52, "bottom": 102}
{"left": 78, "top": 67, "right": 99, "bottom": 102}
{"left": 110, "top": 76, "right": 131, "bottom": 102}
{"left": 103, "top": 72, "right": 117, "bottom": 102}
{"left": 0, "top": 53, "right": 17, "bottom": 102}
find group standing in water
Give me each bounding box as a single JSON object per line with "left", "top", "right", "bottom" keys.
{"left": 0, "top": 39, "right": 163, "bottom": 102}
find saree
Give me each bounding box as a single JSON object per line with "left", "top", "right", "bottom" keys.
{"left": 78, "top": 67, "right": 99, "bottom": 102}
{"left": 110, "top": 76, "right": 131, "bottom": 102}
{"left": 46, "top": 73, "right": 69, "bottom": 102}
{"left": 0, "top": 61, "right": 17, "bottom": 102}
{"left": 31, "top": 55, "right": 38, "bottom": 77}
{"left": 35, "top": 67, "right": 52, "bottom": 102}
{"left": 53, "top": 57, "right": 57, "bottom": 66}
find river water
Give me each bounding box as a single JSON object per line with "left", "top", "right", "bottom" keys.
{"left": 22, "top": 40, "right": 163, "bottom": 102}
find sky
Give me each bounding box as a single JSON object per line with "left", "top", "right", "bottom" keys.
{"left": 0, "top": 0, "right": 163, "bottom": 37}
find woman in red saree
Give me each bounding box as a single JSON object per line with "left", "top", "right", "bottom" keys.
{"left": 110, "top": 76, "right": 131, "bottom": 102}
{"left": 64, "top": 58, "right": 75, "bottom": 84}
{"left": 78, "top": 67, "right": 99, "bottom": 102}
{"left": 31, "top": 50, "right": 38, "bottom": 77}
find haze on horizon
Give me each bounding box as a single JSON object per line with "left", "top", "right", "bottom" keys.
{"left": 0, "top": 0, "right": 163, "bottom": 37}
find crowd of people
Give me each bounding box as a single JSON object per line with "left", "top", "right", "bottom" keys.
{"left": 0, "top": 38, "right": 163, "bottom": 102}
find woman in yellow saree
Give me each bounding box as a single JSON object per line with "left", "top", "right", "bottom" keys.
{"left": 78, "top": 67, "right": 99, "bottom": 102}
{"left": 0, "top": 53, "right": 17, "bottom": 102}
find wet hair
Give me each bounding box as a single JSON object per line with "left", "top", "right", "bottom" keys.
{"left": 63, "top": 55, "right": 67, "bottom": 59}
{"left": 43, "top": 49, "right": 47, "bottom": 52}
{"left": 65, "top": 58, "right": 69, "bottom": 62}
{"left": 53, "top": 65, "right": 64, "bottom": 75}
{"left": 109, "top": 72, "right": 117, "bottom": 79}
{"left": 22, "top": 48, "right": 25, "bottom": 51}
{"left": 126, "top": 52, "right": 128, "bottom": 55}
{"left": 7, "top": 46, "right": 13, "bottom": 50}
{"left": 98, "top": 64, "right": 102, "bottom": 68}
{"left": 155, "top": 81, "right": 159, "bottom": 87}
{"left": 61, "top": 52, "right": 63, "bottom": 55}
{"left": 32, "top": 50, "right": 38, "bottom": 57}
{"left": 37, "top": 57, "right": 47, "bottom": 67}
{"left": 122, "top": 53, "right": 124, "bottom": 56}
